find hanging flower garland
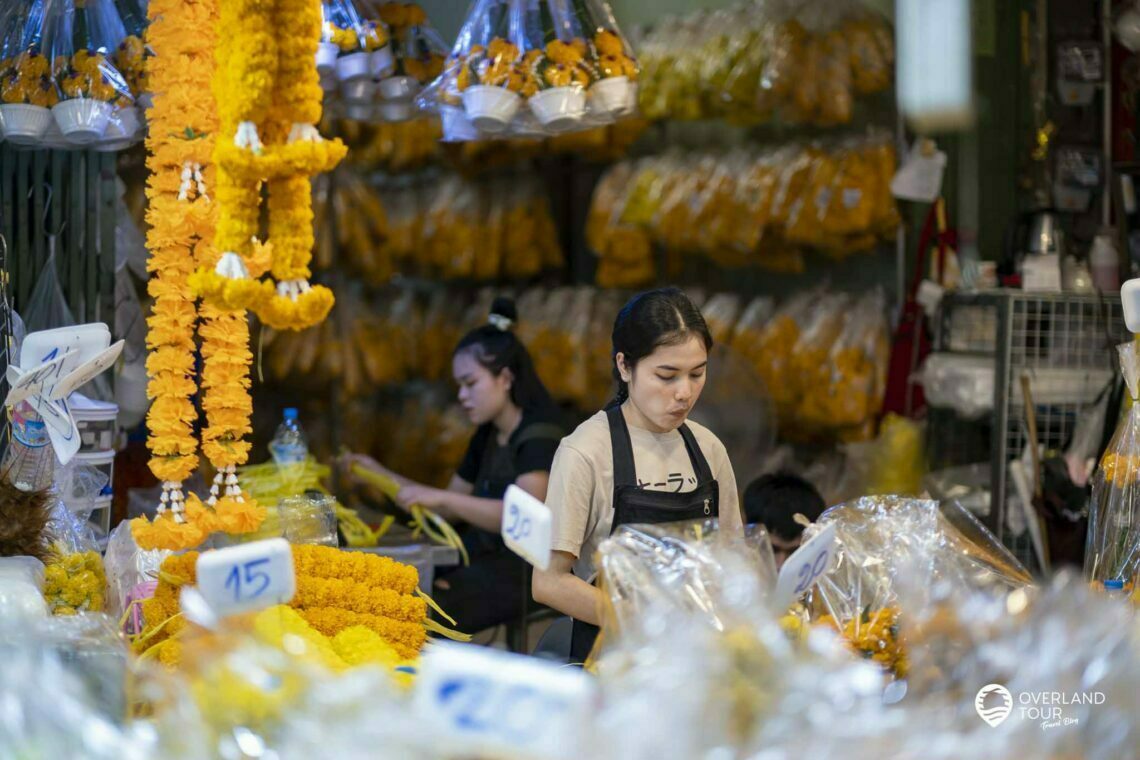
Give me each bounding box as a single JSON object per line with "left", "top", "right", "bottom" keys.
{"left": 190, "top": 0, "right": 345, "bottom": 332}
{"left": 131, "top": 0, "right": 218, "bottom": 551}
{"left": 132, "top": 0, "right": 266, "bottom": 550}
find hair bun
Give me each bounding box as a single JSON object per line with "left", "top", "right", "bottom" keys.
{"left": 489, "top": 296, "right": 518, "bottom": 325}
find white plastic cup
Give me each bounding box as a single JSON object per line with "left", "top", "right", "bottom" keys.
{"left": 462, "top": 85, "right": 521, "bottom": 133}
{"left": 378, "top": 99, "right": 414, "bottom": 122}
{"left": 95, "top": 106, "right": 143, "bottom": 151}
{"left": 379, "top": 75, "right": 418, "bottom": 101}
{"left": 340, "top": 77, "right": 377, "bottom": 104}
{"left": 529, "top": 86, "right": 586, "bottom": 131}
{"left": 316, "top": 41, "right": 339, "bottom": 73}
{"left": 336, "top": 51, "right": 371, "bottom": 82}
{"left": 588, "top": 76, "right": 633, "bottom": 118}
{"left": 52, "top": 98, "right": 114, "bottom": 143}
{"left": 370, "top": 46, "right": 395, "bottom": 79}
{"left": 0, "top": 103, "right": 53, "bottom": 143}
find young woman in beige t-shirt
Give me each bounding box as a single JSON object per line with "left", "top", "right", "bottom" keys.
{"left": 533, "top": 288, "right": 742, "bottom": 662}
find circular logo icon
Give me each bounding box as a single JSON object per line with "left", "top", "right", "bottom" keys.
{"left": 975, "top": 684, "right": 1013, "bottom": 727}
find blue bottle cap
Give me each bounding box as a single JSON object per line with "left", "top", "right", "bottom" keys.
{"left": 1103, "top": 579, "right": 1125, "bottom": 591}
{"left": 284, "top": 407, "right": 299, "bottom": 421}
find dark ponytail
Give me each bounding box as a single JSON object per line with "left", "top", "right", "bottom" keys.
{"left": 610, "top": 287, "right": 713, "bottom": 406}
{"left": 454, "top": 297, "right": 557, "bottom": 415}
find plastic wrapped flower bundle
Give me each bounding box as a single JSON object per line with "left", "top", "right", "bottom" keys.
{"left": 416, "top": 0, "right": 639, "bottom": 141}
{"left": 786, "top": 496, "right": 1033, "bottom": 680}
{"left": 41, "top": 0, "right": 140, "bottom": 146}
{"left": 0, "top": 0, "right": 139, "bottom": 147}
{"left": 318, "top": 0, "right": 394, "bottom": 107}
{"left": 1085, "top": 341, "right": 1140, "bottom": 604}
{"left": 587, "top": 134, "right": 900, "bottom": 285}
{"left": 637, "top": 0, "right": 893, "bottom": 126}
{"left": 357, "top": 1, "right": 448, "bottom": 122}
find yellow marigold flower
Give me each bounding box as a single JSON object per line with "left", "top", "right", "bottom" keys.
{"left": 486, "top": 38, "right": 519, "bottom": 63}
{"left": 546, "top": 40, "right": 583, "bottom": 66}
{"left": 298, "top": 607, "right": 426, "bottom": 660}
{"left": 595, "top": 30, "right": 624, "bottom": 56}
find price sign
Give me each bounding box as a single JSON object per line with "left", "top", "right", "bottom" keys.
{"left": 196, "top": 538, "right": 296, "bottom": 618}
{"left": 413, "top": 642, "right": 597, "bottom": 760}
{"left": 773, "top": 522, "right": 837, "bottom": 611}
{"left": 501, "top": 485, "right": 552, "bottom": 571}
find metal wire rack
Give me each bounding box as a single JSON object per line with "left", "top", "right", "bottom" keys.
{"left": 930, "top": 290, "right": 1127, "bottom": 573}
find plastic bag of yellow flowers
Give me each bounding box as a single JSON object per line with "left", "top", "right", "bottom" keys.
{"left": 790, "top": 496, "right": 1032, "bottom": 680}
{"left": 797, "top": 289, "right": 889, "bottom": 439}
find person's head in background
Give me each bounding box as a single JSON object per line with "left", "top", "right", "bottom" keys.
{"left": 743, "top": 472, "right": 826, "bottom": 569}
{"left": 453, "top": 297, "right": 556, "bottom": 429}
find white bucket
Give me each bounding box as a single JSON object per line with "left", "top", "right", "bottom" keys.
{"left": 370, "top": 46, "right": 395, "bottom": 79}
{"left": 340, "top": 77, "right": 376, "bottom": 104}
{"left": 378, "top": 99, "right": 414, "bottom": 122}
{"left": 379, "top": 74, "right": 418, "bottom": 101}
{"left": 316, "top": 41, "right": 339, "bottom": 73}
{"left": 53, "top": 98, "right": 114, "bottom": 143}
{"left": 529, "top": 86, "right": 586, "bottom": 131}
{"left": 440, "top": 104, "right": 479, "bottom": 142}
{"left": 0, "top": 104, "right": 52, "bottom": 143}
{"left": 462, "top": 84, "right": 520, "bottom": 133}
{"left": 588, "top": 76, "right": 634, "bottom": 118}
{"left": 336, "top": 51, "right": 371, "bottom": 82}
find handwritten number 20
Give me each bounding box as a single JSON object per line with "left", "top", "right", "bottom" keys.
{"left": 793, "top": 549, "right": 829, "bottom": 595}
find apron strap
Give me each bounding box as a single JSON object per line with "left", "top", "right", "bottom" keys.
{"left": 677, "top": 424, "right": 714, "bottom": 484}
{"left": 606, "top": 405, "right": 638, "bottom": 487}
{"left": 607, "top": 406, "right": 715, "bottom": 487}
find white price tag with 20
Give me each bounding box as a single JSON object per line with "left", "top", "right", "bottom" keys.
{"left": 501, "top": 484, "right": 552, "bottom": 571}
{"left": 196, "top": 538, "right": 296, "bottom": 618}
{"left": 773, "top": 522, "right": 837, "bottom": 611}
{"left": 413, "top": 642, "right": 597, "bottom": 760}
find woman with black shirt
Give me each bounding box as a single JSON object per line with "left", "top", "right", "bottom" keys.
{"left": 343, "top": 297, "right": 564, "bottom": 635}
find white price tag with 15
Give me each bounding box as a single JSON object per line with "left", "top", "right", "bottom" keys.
{"left": 413, "top": 642, "right": 597, "bottom": 760}
{"left": 501, "top": 484, "right": 552, "bottom": 571}
{"left": 195, "top": 538, "right": 296, "bottom": 618}
{"left": 773, "top": 522, "right": 837, "bottom": 611}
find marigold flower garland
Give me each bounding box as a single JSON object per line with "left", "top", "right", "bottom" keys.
{"left": 137, "top": 546, "right": 433, "bottom": 665}
{"left": 132, "top": 0, "right": 218, "bottom": 550}
{"left": 191, "top": 0, "right": 345, "bottom": 331}
{"left": 132, "top": 0, "right": 266, "bottom": 550}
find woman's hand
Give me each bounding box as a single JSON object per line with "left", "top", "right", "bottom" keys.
{"left": 395, "top": 484, "right": 451, "bottom": 514}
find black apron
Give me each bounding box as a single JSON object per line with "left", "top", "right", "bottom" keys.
{"left": 464, "top": 421, "right": 565, "bottom": 559}
{"left": 568, "top": 405, "right": 720, "bottom": 662}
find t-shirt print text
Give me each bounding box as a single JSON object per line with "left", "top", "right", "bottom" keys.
{"left": 637, "top": 473, "right": 697, "bottom": 492}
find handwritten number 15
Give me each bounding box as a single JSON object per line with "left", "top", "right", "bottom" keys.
{"left": 224, "top": 558, "right": 272, "bottom": 602}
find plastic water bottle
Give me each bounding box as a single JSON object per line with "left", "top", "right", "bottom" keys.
{"left": 269, "top": 408, "right": 309, "bottom": 467}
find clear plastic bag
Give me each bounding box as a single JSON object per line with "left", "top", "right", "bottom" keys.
{"left": 41, "top": 0, "right": 136, "bottom": 145}
{"left": 0, "top": 3, "right": 59, "bottom": 145}
{"left": 596, "top": 519, "right": 778, "bottom": 647}
{"left": 103, "top": 516, "right": 171, "bottom": 626}
{"left": 700, "top": 292, "right": 742, "bottom": 345}
{"left": 1084, "top": 341, "right": 1140, "bottom": 601}
{"left": 795, "top": 496, "right": 1032, "bottom": 679}
{"left": 418, "top": 0, "right": 638, "bottom": 140}
{"left": 0, "top": 556, "right": 49, "bottom": 620}
{"left": 798, "top": 289, "right": 889, "bottom": 436}
{"left": 373, "top": 2, "right": 447, "bottom": 96}
{"left": 422, "top": 174, "right": 480, "bottom": 280}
